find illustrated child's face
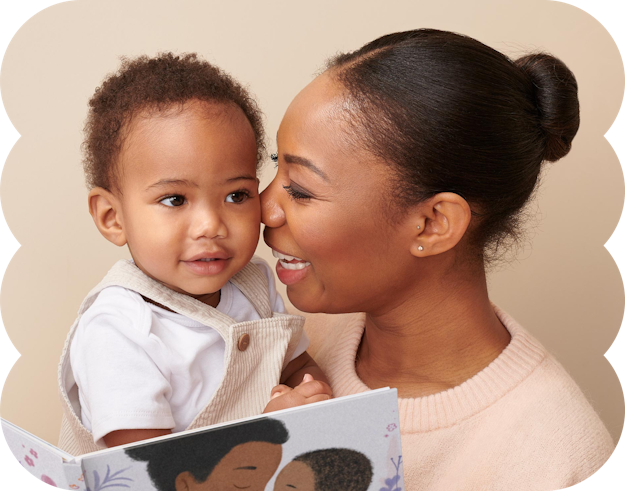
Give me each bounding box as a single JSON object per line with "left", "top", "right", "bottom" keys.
{"left": 93, "top": 100, "right": 260, "bottom": 300}
{"left": 175, "top": 441, "right": 283, "bottom": 491}
{"left": 274, "top": 461, "right": 316, "bottom": 491}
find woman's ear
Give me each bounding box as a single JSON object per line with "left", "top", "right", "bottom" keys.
{"left": 408, "top": 192, "right": 471, "bottom": 257}
{"left": 88, "top": 187, "right": 127, "bottom": 247}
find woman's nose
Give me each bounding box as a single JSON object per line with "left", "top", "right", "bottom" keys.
{"left": 260, "top": 179, "right": 286, "bottom": 228}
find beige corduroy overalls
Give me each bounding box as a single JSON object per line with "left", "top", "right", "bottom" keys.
{"left": 57, "top": 259, "right": 304, "bottom": 456}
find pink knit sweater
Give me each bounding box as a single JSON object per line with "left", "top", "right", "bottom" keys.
{"left": 304, "top": 306, "right": 614, "bottom": 490}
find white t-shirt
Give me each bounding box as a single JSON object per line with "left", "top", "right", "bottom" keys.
{"left": 70, "top": 258, "right": 308, "bottom": 445}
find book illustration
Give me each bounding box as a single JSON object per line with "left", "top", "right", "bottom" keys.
{"left": 382, "top": 416, "right": 403, "bottom": 491}
{"left": 274, "top": 448, "right": 373, "bottom": 491}
{"left": 17, "top": 444, "right": 59, "bottom": 487}
{"left": 124, "top": 418, "right": 288, "bottom": 491}
{"left": 380, "top": 456, "right": 403, "bottom": 491}
{"left": 3, "top": 389, "right": 403, "bottom": 490}
{"left": 86, "top": 465, "right": 133, "bottom": 491}
{"left": 1, "top": 418, "right": 85, "bottom": 489}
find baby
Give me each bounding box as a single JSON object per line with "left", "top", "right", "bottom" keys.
{"left": 57, "top": 53, "right": 330, "bottom": 453}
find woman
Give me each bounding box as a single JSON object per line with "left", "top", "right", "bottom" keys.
{"left": 260, "top": 29, "right": 614, "bottom": 490}
{"left": 126, "top": 417, "right": 288, "bottom": 491}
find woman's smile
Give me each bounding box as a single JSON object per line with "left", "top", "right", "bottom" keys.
{"left": 273, "top": 249, "right": 312, "bottom": 284}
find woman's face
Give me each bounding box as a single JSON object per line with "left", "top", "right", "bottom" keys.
{"left": 261, "top": 73, "right": 418, "bottom": 314}
{"left": 175, "top": 441, "right": 283, "bottom": 491}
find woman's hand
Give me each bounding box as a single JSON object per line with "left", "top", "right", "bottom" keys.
{"left": 263, "top": 374, "right": 333, "bottom": 413}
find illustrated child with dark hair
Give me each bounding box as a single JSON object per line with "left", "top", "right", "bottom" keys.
{"left": 126, "top": 417, "right": 289, "bottom": 491}
{"left": 57, "top": 52, "right": 331, "bottom": 455}
{"left": 274, "top": 448, "right": 373, "bottom": 491}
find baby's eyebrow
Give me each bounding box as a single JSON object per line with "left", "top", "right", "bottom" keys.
{"left": 145, "top": 179, "right": 197, "bottom": 190}
{"left": 226, "top": 174, "right": 258, "bottom": 183}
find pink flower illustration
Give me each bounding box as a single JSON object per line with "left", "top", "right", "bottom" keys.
{"left": 41, "top": 475, "right": 57, "bottom": 487}
{"left": 386, "top": 423, "right": 397, "bottom": 432}
{"left": 30, "top": 449, "right": 39, "bottom": 459}
{"left": 25, "top": 455, "right": 35, "bottom": 467}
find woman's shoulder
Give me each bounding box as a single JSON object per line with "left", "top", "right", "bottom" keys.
{"left": 470, "top": 310, "right": 615, "bottom": 483}
{"left": 506, "top": 350, "right": 614, "bottom": 448}
{"left": 466, "top": 350, "right": 614, "bottom": 487}
{"left": 491, "top": 308, "right": 613, "bottom": 441}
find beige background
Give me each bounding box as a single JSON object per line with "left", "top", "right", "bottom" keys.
{"left": 0, "top": 0, "right": 623, "bottom": 446}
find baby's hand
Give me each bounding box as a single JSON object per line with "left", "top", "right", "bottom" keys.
{"left": 263, "top": 374, "right": 333, "bottom": 413}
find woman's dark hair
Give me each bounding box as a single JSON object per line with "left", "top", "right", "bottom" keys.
{"left": 83, "top": 52, "right": 266, "bottom": 191}
{"left": 327, "top": 29, "right": 580, "bottom": 261}
{"left": 125, "top": 418, "right": 288, "bottom": 491}
{"left": 294, "top": 448, "right": 373, "bottom": 491}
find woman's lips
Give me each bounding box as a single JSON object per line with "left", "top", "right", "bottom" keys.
{"left": 272, "top": 249, "right": 310, "bottom": 269}
{"left": 272, "top": 249, "right": 311, "bottom": 285}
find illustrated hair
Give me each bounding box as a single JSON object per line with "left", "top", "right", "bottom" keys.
{"left": 125, "top": 418, "right": 289, "bottom": 491}
{"left": 294, "top": 448, "right": 373, "bottom": 491}
{"left": 82, "top": 52, "right": 266, "bottom": 191}
{"left": 327, "top": 29, "right": 580, "bottom": 263}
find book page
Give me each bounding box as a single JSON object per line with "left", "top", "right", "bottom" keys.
{"left": 1, "top": 418, "right": 85, "bottom": 489}
{"left": 79, "top": 390, "right": 404, "bottom": 491}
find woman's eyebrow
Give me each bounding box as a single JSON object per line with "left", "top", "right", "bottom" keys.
{"left": 233, "top": 466, "right": 257, "bottom": 470}
{"left": 283, "top": 154, "right": 329, "bottom": 182}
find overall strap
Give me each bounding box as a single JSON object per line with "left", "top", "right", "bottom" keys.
{"left": 229, "top": 261, "right": 273, "bottom": 319}
{"left": 78, "top": 260, "right": 236, "bottom": 335}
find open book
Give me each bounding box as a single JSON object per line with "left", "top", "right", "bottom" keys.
{"left": 2, "top": 388, "right": 404, "bottom": 491}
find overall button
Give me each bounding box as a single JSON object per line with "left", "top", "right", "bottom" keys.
{"left": 238, "top": 333, "right": 251, "bottom": 351}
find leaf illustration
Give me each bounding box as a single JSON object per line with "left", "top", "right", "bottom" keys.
{"left": 91, "top": 465, "right": 133, "bottom": 491}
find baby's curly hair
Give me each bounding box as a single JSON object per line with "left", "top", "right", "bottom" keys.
{"left": 83, "top": 52, "right": 266, "bottom": 191}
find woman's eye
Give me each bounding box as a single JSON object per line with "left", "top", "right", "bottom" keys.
{"left": 226, "top": 191, "right": 250, "bottom": 204}
{"left": 283, "top": 184, "right": 312, "bottom": 201}
{"left": 159, "top": 195, "right": 186, "bottom": 207}
{"left": 271, "top": 153, "right": 278, "bottom": 169}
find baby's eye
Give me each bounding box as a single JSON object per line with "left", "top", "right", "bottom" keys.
{"left": 160, "top": 195, "right": 186, "bottom": 207}
{"left": 271, "top": 153, "right": 278, "bottom": 168}
{"left": 226, "top": 191, "right": 250, "bottom": 204}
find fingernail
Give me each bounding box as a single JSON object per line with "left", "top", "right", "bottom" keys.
{"left": 303, "top": 374, "right": 313, "bottom": 383}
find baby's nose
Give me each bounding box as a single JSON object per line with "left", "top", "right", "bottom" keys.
{"left": 191, "top": 209, "right": 227, "bottom": 239}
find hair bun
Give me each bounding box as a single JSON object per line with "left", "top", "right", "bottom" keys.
{"left": 515, "top": 53, "right": 580, "bottom": 162}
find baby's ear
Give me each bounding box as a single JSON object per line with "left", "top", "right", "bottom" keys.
{"left": 174, "top": 471, "right": 196, "bottom": 491}
{"left": 88, "top": 187, "right": 127, "bottom": 247}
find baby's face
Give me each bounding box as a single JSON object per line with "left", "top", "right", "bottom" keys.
{"left": 274, "top": 461, "right": 316, "bottom": 491}
{"left": 114, "top": 100, "right": 260, "bottom": 298}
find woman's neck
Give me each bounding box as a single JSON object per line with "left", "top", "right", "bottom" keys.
{"left": 356, "top": 262, "right": 511, "bottom": 399}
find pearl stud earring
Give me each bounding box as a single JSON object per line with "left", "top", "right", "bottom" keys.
{"left": 418, "top": 245, "right": 424, "bottom": 251}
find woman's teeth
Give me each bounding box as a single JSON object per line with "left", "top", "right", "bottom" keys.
{"left": 272, "top": 250, "right": 311, "bottom": 270}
